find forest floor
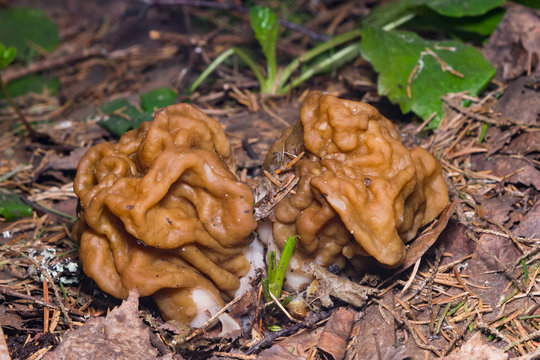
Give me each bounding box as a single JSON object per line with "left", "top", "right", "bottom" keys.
{"left": 0, "top": 1, "right": 539, "bottom": 359}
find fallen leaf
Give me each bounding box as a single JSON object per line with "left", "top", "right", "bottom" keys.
{"left": 471, "top": 154, "right": 540, "bottom": 190}
{"left": 0, "top": 310, "right": 23, "bottom": 330}
{"left": 43, "top": 290, "right": 177, "bottom": 360}
{"left": 317, "top": 307, "right": 355, "bottom": 360}
{"left": 483, "top": 4, "right": 540, "bottom": 80}
{"left": 514, "top": 199, "right": 540, "bottom": 238}
{"left": 309, "top": 264, "right": 377, "bottom": 308}
{"left": 502, "top": 131, "right": 540, "bottom": 155}
{"left": 493, "top": 76, "right": 540, "bottom": 126}
{"left": 442, "top": 333, "right": 507, "bottom": 360}
{"left": 396, "top": 200, "right": 457, "bottom": 274}
{"left": 0, "top": 327, "right": 10, "bottom": 360}
{"left": 257, "top": 327, "right": 323, "bottom": 360}
{"left": 476, "top": 195, "right": 519, "bottom": 224}
{"left": 481, "top": 126, "right": 518, "bottom": 156}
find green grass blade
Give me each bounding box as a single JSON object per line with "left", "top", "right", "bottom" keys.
{"left": 279, "top": 42, "right": 361, "bottom": 94}
{"left": 278, "top": 28, "right": 362, "bottom": 91}
{"left": 272, "top": 236, "right": 297, "bottom": 297}
{"left": 188, "top": 48, "right": 266, "bottom": 95}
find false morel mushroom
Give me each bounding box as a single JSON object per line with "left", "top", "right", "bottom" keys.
{"left": 259, "top": 90, "right": 449, "bottom": 290}
{"left": 74, "top": 104, "right": 261, "bottom": 327}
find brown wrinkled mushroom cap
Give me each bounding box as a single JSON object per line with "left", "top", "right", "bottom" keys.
{"left": 74, "top": 104, "right": 257, "bottom": 326}
{"left": 264, "top": 91, "right": 448, "bottom": 286}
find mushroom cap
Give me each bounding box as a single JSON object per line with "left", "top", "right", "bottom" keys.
{"left": 264, "top": 91, "right": 448, "bottom": 287}
{"left": 74, "top": 104, "right": 257, "bottom": 326}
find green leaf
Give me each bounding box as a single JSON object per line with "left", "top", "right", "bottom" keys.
{"left": 426, "top": 0, "right": 505, "bottom": 17}
{"left": 98, "top": 98, "right": 152, "bottom": 136}
{"left": 0, "top": 74, "right": 60, "bottom": 99}
{"left": 263, "top": 236, "right": 297, "bottom": 303}
{"left": 363, "top": 0, "right": 425, "bottom": 28}
{"left": 360, "top": 25, "right": 495, "bottom": 127}
{"left": 0, "top": 8, "right": 59, "bottom": 62}
{"left": 0, "top": 43, "right": 16, "bottom": 70}
{"left": 273, "top": 235, "right": 296, "bottom": 298}
{"left": 0, "top": 190, "right": 32, "bottom": 221}
{"left": 512, "top": 0, "right": 540, "bottom": 9}
{"left": 405, "top": 7, "right": 505, "bottom": 36}
{"left": 267, "top": 250, "right": 277, "bottom": 283}
{"left": 100, "top": 98, "right": 133, "bottom": 114}
{"left": 140, "top": 87, "right": 177, "bottom": 112}
{"left": 364, "top": 0, "right": 505, "bottom": 29}
{"left": 99, "top": 113, "right": 152, "bottom": 137}
{"left": 249, "top": 6, "right": 279, "bottom": 88}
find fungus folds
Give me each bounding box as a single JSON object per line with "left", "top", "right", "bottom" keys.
{"left": 261, "top": 91, "right": 449, "bottom": 289}
{"left": 74, "top": 104, "right": 260, "bottom": 327}
{"left": 74, "top": 91, "right": 449, "bottom": 324}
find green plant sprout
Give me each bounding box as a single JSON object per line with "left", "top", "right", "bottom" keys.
{"left": 0, "top": 43, "right": 38, "bottom": 141}
{"left": 188, "top": 6, "right": 361, "bottom": 95}
{"left": 262, "top": 235, "right": 297, "bottom": 304}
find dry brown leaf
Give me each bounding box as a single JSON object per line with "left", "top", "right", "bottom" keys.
{"left": 471, "top": 154, "right": 540, "bottom": 190}
{"left": 514, "top": 199, "right": 540, "bottom": 238}
{"left": 317, "top": 307, "right": 355, "bottom": 360}
{"left": 257, "top": 327, "right": 323, "bottom": 360}
{"left": 43, "top": 290, "right": 178, "bottom": 360}
{"left": 483, "top": 4, "right": 540, "bottom": 80}
{"left": 396, "top": 200, "right": 457, "bottom": 274}
{"left": 0, "top": 311, "right": 23, "bottom": 331}
{"left": 0, "top": 327, "right": 10, "bottom": 360}
{"left": 442, "top": 333, "right": 507, "bottom": 360}
{"left": 309, "top": 264, "right": 377, "bottom": 308}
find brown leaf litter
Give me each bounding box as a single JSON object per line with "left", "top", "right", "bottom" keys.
{"left": 42, "top": 290, "right": 181, "bottom": 360}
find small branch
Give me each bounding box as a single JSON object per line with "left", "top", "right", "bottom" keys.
{"left": 268, "top": 290, "right": 299, "bottom": 323}
{"left": 245, "top": 309, "right": 332, "bottom": 355}
{"left": 2, "top": 46, "right": 104, "bottom": 83}
{"left": 505, "top": 330, "right": 540, "bottom": 351}
{"left": 0, "top": 285, "right": 60, "bottom": 310}
{"left": 185, "top": 294, "right": 243, "bottom": 341}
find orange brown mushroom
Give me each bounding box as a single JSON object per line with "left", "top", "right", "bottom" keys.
{"left": 73, "top": 104, "right": 261, "bottom": 327}
{"left": 74, "top": 91, "right": 449, "bottom": 325}
{"left": 259, "top": 91, "right": 449, "bottom": 290}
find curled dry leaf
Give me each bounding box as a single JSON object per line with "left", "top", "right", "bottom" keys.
{"left": 395, "top": 200, "right": 457, "bottom": 275}
{"left": 308, "top": 264, "right": 377, "bottom": 308}
{"left": 317, "top": 307, "right": 356, "bottom": 360}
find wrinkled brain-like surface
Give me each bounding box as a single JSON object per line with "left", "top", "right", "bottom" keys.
{"left": 263, "top": 91, "right": 448, "bottom": 289}
{"left": 74, "top": 104, "right": 257, "bottom": 327}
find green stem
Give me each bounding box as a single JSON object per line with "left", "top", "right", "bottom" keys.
{"left": 382, "top": 13, "right": 415, "bottom": 31}
{"left": 36, "top": 201, "right": 77, "bottom": 222}
{"left": 278, "top": 42, "right": 361, "bottom": 94}
{"left": 0, "top": 73, "right": 37, "bottom": 141}
{"left": 188, "top": 47, "right": 266, "bottom": 95}
{"left": 265, "top": 49, "right": 277, "bottom": 94}
{"left": 277, "top": 28, "right": 362, "bottom": 91}
{"left": 272, "top": 235, "right": 297, "bottom": 298}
